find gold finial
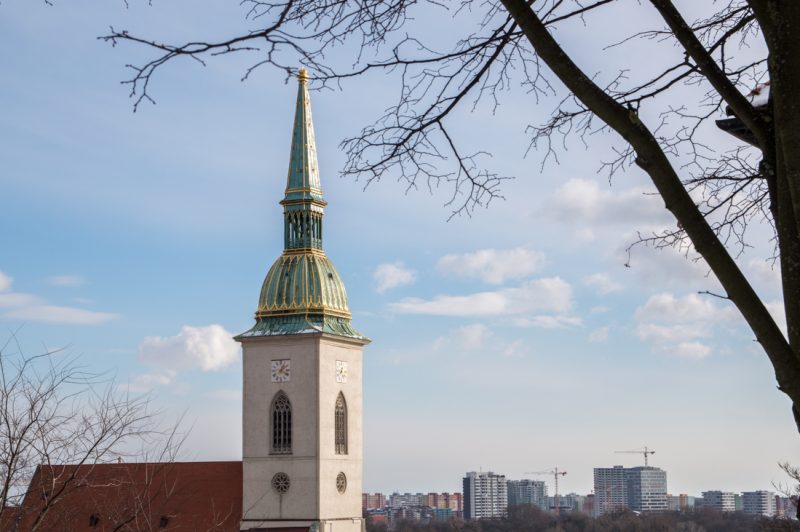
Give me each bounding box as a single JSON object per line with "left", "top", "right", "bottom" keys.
{"left": 298, "top": 68, "right": 308, "bottom": 83}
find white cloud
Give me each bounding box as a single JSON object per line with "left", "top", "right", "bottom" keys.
{"left": 747, "top": 259, "right": 781, "bottom": 294}
{"left": 512, "top": 315, "right": 583, "bottom": 329}
{"left": 138, "top": 324, "right": 240, "bottom": 372}
{"left": 634, "top": 293, "right": 736, "bottom": 358}
{"left": 500, "top": 340, "right": 527, "bottom": 358}
{"left": 766, "top": 300, "right": 787, "bottom": 337}
{"left": 0, "top": 292, "right": 41, "bottom": 308}
{"left": 635, "top": 322, "right": 709, "bottom": 344}
{"left": 206, "top": 388, "right": 243, "bottom": 401}
{"left": 436, "top": 247, "right": 544, "bottom": 284}
{"left": 673, "top": 342, "right": 712, "bottom": 359}
{"left": 373, "top": 262, "right": 416, "bottom": 294}
{"left": 635, "top": 293, "right": 718, "bottom": 324}
{"left": 48, "top": 275, "right": 85, "bottom": 287}
{"left": 126, "top": 372, "right": 175, "bottom": 393}
{"left": 0, "top": 272, "right": 11, "bottom": 292}
{"left": 5, "top": 305, "right": 119, "bottom": 325}
{"left": 430, "top": 324, "right": 527, "bottom": 358}
{"left": 0, "top": 271, "right": 115, "bottom": 325}
{"left": 621, "top": 242, "right": 718, "bottom": 291}
{"left": 583, "top": 272, "right": 623, "bottom": 295}
{"left": 457, "top": 324, "right": 491, "bottom": 350}
{"left": 390, "top": 277, "right": 572, "bottom": 317}
{"left": 550, "top": 178, "right": 671, "bottom": 226}
{"left": 589, "top": 327, "right": 609, "bottom": 343}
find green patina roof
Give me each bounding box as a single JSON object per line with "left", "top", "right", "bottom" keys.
{"left": 283, "top": 69, "right": 324, "bottom": 204}
{"left": 257, "top": 253, "right": 349, "bottom": 318}
{"left": 238, "top": 69, "right": 367, "bottom": 342}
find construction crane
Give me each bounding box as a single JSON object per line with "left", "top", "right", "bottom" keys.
{"left": 524, "top": 468, "right": 567, "bottom": 516}
{"left": 614, "top": 446, "right": 656, "bottom": 466}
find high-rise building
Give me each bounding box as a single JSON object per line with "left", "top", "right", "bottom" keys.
{"left": 667, "top": 493, "right": 690, "bottom": 511}
{"left": 549, "top": 493, "right": 587, "bottom": 513}
{"left": 507, "top": 479, "right": 548, "bottom": 510}
{"left": 701, "top": 491, "right": 736, "bottom": 512}
{"left": 363, "top": 493, "right": 387, "bottom": 510}
{"left": 625, "top": 467, "right": 668, "bottom": 512}
{"left": 594, "top": 465, "right": 667, "bottom": 515}
{"left": 447, "top": 493, "right": 464, "bottom": 513}
{"left": 424, "top": 492, "right": 463, "bottom": 512}
{"left": 388, "top": 492, "right": 426, "bottom": 508}
{"left": 594, "top": 466, "right": 627, "bottom": 516}
{"left": 742, "top": 491, "right": 776, "bottom": 517}
{"left": 237, "top": 69, "right": 370, "bottom": 532}
{"left": 776, "top": 495, "right": 798, "bottom": 519}
{"left": 463, "top": 471, "right": 508, "bottom": 519}
{"left": 680, "top": 494, "right": 690, "bottom": 510}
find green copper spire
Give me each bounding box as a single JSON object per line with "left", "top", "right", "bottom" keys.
{"left": 281, "top": 68, "right": 326, "bottom": 252}
{"left": 284, "top": 68, "right": 324, "bottom": 204}
{"left": 238, "top": 70, "right": 366, "bottom": 341}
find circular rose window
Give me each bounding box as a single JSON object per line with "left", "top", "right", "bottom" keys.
{"left": 272, "top": 472, "right": 290, "bottom": 494}
{"left": 336, "top": 472, "right": 347, "bottom": 494}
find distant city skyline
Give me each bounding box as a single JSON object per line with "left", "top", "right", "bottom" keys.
{"left": 362, "top": 471, "right": 796, "bottom": 520}
{"left": 1, "top": 1, "right": 797, "bottom": 498}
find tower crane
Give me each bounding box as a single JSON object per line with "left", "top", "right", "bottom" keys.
{"left": 614, "top": 446, "right": 656, "bottom": 466}
{"left": 524, "top": 468, "right": 567, "bottom": 516}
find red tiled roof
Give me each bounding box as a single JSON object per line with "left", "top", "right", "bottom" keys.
{"left": 4, "top": 461, "right": 242, "bottom": 532}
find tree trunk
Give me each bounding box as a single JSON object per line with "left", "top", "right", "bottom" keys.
{"left": 500, "top": 0, "right": 800, "bottom": 433}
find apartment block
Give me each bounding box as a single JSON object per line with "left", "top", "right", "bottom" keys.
{"left": 507, "top": 479, "right": 548, "bottom": 510}
{"left": 742, "top": 491, "right": 776, "bottom": 517}
{"left": 362, "top": 493, "right": 387, "bottom": 510}
{"left": 701, "top": 491, "right": 736, "bottom": 512}
{"left": 594, "top": 465, "right": 667, "bottom": 515}
{"left": 463, "top": 471, "right": 508, "bottom": 520}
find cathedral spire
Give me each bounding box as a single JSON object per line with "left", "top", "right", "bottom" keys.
{"left": 281, "top": 69, "right": 326, "bottom": 252}
{"left": 237, "top": 69, "right": 367, "bottom": 341}
{"left": 284, "top": 68, "right": 324, "bottom": 204}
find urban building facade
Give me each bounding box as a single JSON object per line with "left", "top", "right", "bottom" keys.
{"left": 776, "top": 495, "right": 798, "bottom": 519}
{"left": 594, "top": 466, "right": 627, "bottom": 516}
{"left": 667, "top": 494, "right": 691, "bottom": 511}
{"left": 742, "top": 491, "right": 776, "bottom": 517}
{"left": 549, "top": 493, "right": 589, "bottom": 514}
{"left": 700, "top": 491, "right": 736, "bottom": 512}
{"left": 463, "top": 471, "right": 508, "bottom": 519}
{"left": 389, "top": 492, "right": 427, "bottom": 508}
{"left": 507, "top": 479, "right": 548, "bottom": 510}
{"left": 363, "top": 493, "right": 387, "bottom": 510}
{"left": 625, "top": 467, "right": 668, "bottom": 512}
{"left": 593, "top": 465, "right": 667, "bottom": 515}
{"left": 428, "top": 492, "right": 463, "bottom": 512}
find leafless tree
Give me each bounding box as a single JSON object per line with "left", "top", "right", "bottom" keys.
{"left": 100, "top": 1, "right": 800, "bottom": 436}
{"left": 776, "top": 462, "right": 800, "bottom": 520}
{"left": 0, "top": 336, "right": 184, "bottom": 531}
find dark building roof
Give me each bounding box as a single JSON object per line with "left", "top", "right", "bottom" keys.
{"left": 2, "top": 461, "right": 243, "bottom": 532}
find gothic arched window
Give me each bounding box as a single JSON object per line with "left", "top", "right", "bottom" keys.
{"left": 334, "top": 392, "right": 347, "bottom": 455}
{"left": 271, "top": 391, "right": 292, "bottom": 454}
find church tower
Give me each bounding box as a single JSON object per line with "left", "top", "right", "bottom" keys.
{"left": 237, "top": 70, "right": 369, "bottom": 532}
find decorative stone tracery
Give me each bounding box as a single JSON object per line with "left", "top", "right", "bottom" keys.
{"left": 272, "top": 472, "right": 290, "bottom": 494}
{"left": 336, "top": 472, "right": 347, "bottom": 494}
{"left": 334, "top": 392, "right": 347, "bottom": 455}
{"left": 271, "top": 392, "right": 292, "bottom": 454}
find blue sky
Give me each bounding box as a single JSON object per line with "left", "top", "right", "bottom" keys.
{"left": 1, "top": 0, "right": 797, "bottom": 497}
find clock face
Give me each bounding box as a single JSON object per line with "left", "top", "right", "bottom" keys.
{"left": 271, "top": 359, "right": 291, "bottom": 383}
{"left": 335, "top": 360, "right": 348, "bottom": 383}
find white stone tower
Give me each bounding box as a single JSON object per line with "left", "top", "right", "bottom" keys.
{"left": 237, "top": 69, "right": 369, "bottom": 532}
